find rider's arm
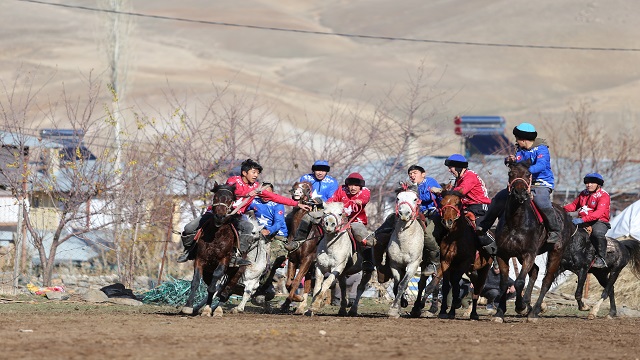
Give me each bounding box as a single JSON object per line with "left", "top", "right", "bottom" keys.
{"left": 563, "top": 195, "right": 580, "bottom": 213}
{"left": 581, "top": 192, "right": 611, "bottom": 223}
{"left": 527, "top": 146, "right": 550, "bottom": 176}
{"left": 259, "top": 189, "right": 299, "bottom": 207}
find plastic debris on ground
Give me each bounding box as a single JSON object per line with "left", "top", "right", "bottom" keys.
{"left": 27, "top": 283, "right": 65, "bottom": 296}
{"left": 139, "top": 276, "right": 207, "bottom": 306}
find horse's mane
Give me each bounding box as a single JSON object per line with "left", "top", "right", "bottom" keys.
{"left": 394, "top": 182, "right": 418, "bottom": 194}
{"left": 441, "top": 190, "right": 465, "bottom": 199}
{"left": 212, "top": 183, "right": 237, "bottom": 198}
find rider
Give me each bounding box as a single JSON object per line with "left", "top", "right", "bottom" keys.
{"left": 284, "top": 160, "right": 339, "bottom": 251}
{"left": 177, "top": 159, "right": 310, "bottom": 266}
{"left": 326, "top": 172, "right": 374, "bottom": 272}
{"left": 299, "top": 160, "right": 339, "bottom": 202}
{"left": 374, "top": 164, "right": 442, "bottom": 276}
{"left": 247, "top": 182, "right": 289, "bottom": 265}
{"left": 563, "top": 173, "right": 611, "bottom": 268}
{"left": 477, "top": 122, "right": 562, "bottom": 244}
{"left": 441, "top": 154, "right": 497, "bottom": 256}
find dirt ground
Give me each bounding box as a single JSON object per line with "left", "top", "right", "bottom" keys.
{"left": 1, "top": 298, "right": 640, "bottom": 360}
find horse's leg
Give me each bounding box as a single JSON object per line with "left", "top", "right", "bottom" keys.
{"left": 514, "top": 254, "right": 536, "bottom": 315}
{"left": 349, "top": 270, "right": 372, "bottom": 317}
{"left": 470, "top": 265, "right": 490, "bottom": 321}
{"left": 387, "top": 265, "right": 404, "bottom": 318}
{"left": 306, "top": 266, "right": 328, "bottom": 316}
{"left": 574, "top": 267, "right": 590, "bottom": 311}
{"left": 294, "top": 273, "right": 313, "bottom": 315}
{"left": 410, "top": 273, "right": 429, "bottom": 318}
{"left": 492, "top": 257, "right": 510, "bottom": 323}
{"left": 291, "top": 256, "right": 315, "bottom": 314}
{"left": 428, "top": 279, "right": 440, "bottom": 314}
{"left": 280, "top": 262, "right": 299, "bottom": 312}
{"left": 181, "top": 262, "right": 202, "bottom": 315}
{"left": 438, "top": 277, "right": 451, "bottom": 319}
{"left": 201, "top": 263, "right": 227, "bottom": 317}
{"left": 447, "top": 271, "right": 463, "bottom": 319}
{"left": 337, "top": 275, "right": 349, "bottom": 316}
{"left": 589, "top": 270, "right": 619, "bottom": 320}
{"left": 519, "top": 262, "right": 538, "bottom": 315}
{"left": 528, "top": 248, "right": 564, "bottom": 322}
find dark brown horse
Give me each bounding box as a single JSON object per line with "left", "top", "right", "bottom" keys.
{"left": 279, "top": 181, "right": 323, "bottom": 314}
{"left": 558, "top": 227, "right": 640, "bottom": 319}
{"left": 492, "top": 160, "right": 573, "bottom": 322}
{"left": 180, "top": 183, "right": 244, "bottom": 316}
{"left": 415, "top": 191, "right": 492, "bottom": 319}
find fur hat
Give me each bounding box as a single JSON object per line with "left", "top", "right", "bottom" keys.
{"left": 311, "top": 160, "right": 330, "bottom": 172}
{"left": 583, "top": 173, "right": 604, "bottom": 186}
{"left": 344, "top": 172, "right": 365, "bottom": 187}
{"left": 513, "top": 122, "right": 537, "bottom": 141}
{"left": 444, "top": 154, "right": 468, "bottom": 168}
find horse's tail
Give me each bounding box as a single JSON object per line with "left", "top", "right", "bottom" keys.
{"left": 620, "top": 239, "right": 640, "bottom": 279}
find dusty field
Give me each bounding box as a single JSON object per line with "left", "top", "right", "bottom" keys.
{"left": 1, "top": 298, "right": 639, "bottom": 360}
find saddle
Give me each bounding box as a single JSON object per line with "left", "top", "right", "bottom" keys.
{"left": 464, "top": 211, "right": 477, "bottom": 230}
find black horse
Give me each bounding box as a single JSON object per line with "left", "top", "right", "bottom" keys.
{"left": 493, "top": 160, "right": 573, "bottom": 322}
{"left": 558, "top": 227, "right": 640, "bottom": 319}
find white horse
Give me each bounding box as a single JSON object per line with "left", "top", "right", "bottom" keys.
{"left": 201, "top": 212, "right": 266, "bottom": 317}
{"left": 305, "top": 202, "right": 373, "bottom": 316}
{"left": 386, "top": 188, "right": 425, "bottom": 318}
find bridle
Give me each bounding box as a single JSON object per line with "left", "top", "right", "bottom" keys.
{"left": 210, "top": 188, "right": 235, "bottom": 215}
{"left": 395, "top": 194, "right": 420, "bottom": 221}
{"left": 508, "top": 174, "right": 532, "bottom": 196}
{"left": 440, "top": 199, "right": 462, "bottom": 224}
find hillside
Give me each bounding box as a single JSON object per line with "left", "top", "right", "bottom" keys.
{"left": 2, "top": 0, "right": 640, "bottom": 155}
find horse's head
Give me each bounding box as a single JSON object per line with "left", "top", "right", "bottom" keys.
{"left": 395, "top": 186, "right": 420, "bottom": 222}
{"left": 440, "top": 190, "right": 464, "bottom": 229}
{"left": 244, "top": 210, "right": 265, "bottom": 241}
{"left": 321, "top": 202, "right": 346, "bottom": 234}
{"left": 210, "top": 182, "right": 237, "bottom": 226}
{"left": 290, "top": 181, "right": 312, "bottom": 201}
{"left": 507, "top": 160, "right": 532, "bottom": 203}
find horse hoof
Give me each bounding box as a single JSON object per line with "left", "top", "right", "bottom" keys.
{"left": 605, "top": 315, "right": 614, "bottom": 320}
{"left": 294, "top": 306, "right": 307, "bottom": 315}
{"left": 438, "top": 313, "right": 449, "bottom": 319}
{"left": 422, "top": 310, "right": 437, "bottom": 318}
{"left": 470, "top": 313, "right": 479, "bottom": 321}
{"left": 587, "top": 314, "right": 596, "bottom": 320}
{"left": 213, "top": 307, "right": 223, "bottom": 317}
{"left": 409, "top": 308, "right": 421, "bottom": 318}
{"left": 491, "top": 316, "right": 504, "bottom": 323}
{"left": 180, "top": 307, "right": 194, "bottom": 315}
{"left": 526, "top": 316, "right": 538, "bottom": 323}
{"left": 201, "top": 305, "right": 212, "bottom": 317}
{"left": 400, "top": 296, "right": 409, "bottom": 308}
{"left": 388, "top": 308, "right": 400, "bottom": 318}
{"left": 540, "top": 302, "right": 548, "bottom": 314}
{"left": 579, "top": 305, "right": 591, "bottom": 311}
{"left": 338, "top": 308, "right": 348, "bottom": 316}
{"left": 230, "top": 307, "right": 240, "bottom": 314}
{"left": 516, "top": 305, "right": 530, "bottom": 316}
{"left": 304, "top": 310, "right": 313, "bottom": 317}
{"left": 348, "top": 309, "right": 358, "bottom": 317}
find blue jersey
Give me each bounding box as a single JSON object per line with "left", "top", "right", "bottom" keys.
{"left": 417, "top": 177, "right": 442, "bottom": 214}
{"left": 515, "top": 141, "right": 554, "bottom": 189}
{"left": 247, "top": 199, "right": 288, "bottom": 237}
{"left": 299, "top": 174, "right": 339, "bottom": 202}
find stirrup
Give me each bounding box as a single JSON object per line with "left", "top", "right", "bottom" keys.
{"left": 284, "top": 240, "right": 303, "bottom": 252}
{"left": 592, "top": 256, "right": 607, "bottom": 269}
{"left": 229, "top": 254, "right": 251, "bottom": 267}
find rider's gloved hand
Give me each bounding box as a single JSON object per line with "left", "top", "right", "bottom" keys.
{"left": 572, "top": 218, "right": 584, "bottom": 225}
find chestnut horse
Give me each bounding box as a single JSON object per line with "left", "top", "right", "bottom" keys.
{"left": 280, "top": 181, "right": 322, "bottom": 314}
{"left": 492, "top": 160, "right": 573, "bottom": 322}
{"left": 417, "top": 191, "right": 492, "bottom": 320}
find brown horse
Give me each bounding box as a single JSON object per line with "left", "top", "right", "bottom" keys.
{"left": 181, "top": 183, "right": 245, "bottom": 316}
{"left": 416, "top": 191, "right": 492, "bottom": 319}
{"left": 492, "top": 160, "right": 573, "bottom": 322}
{"left": 279, "top": 181, "right": 323, "bottom": 314}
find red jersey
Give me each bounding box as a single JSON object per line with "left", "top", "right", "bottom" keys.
{"left": 453, "top": 169, "right": 491, "bottom": 207}
{"left": 225, "top": 176, "right": 298, "bottom": 214}
{"left": 328, "top": 185, "right": 370, "bottom": 225}
{"left": 563, "top": 188, "right": 610, "bottom": 223}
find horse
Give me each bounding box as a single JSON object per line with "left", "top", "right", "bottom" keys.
{"left": 492, "top": 160, "right": 573, "bottom": 322}
{"left": 305, "top": 202, "right": 373, "bottom": 316}
{"left": 276, "top": 181, "right": 323, "bottom": 314}
{"left": 180, "top": 183, "right": 262, "bottom": 316}
{"left": 385, "top": 186, "right": 426, "bottom": 318}
{"left": 558, "top": 227, "right": 640, "bottom": 319}
{"left": 415, "top": 190, "right": 492, "bottom": 320}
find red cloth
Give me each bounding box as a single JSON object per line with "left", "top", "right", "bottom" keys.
{"left": 225, "top": 176, "right": 298, "bottom": 214}
{"left": 563, "top": 188, "right": 610, "bottom": 223}
{"left": 453, "top": 169, "right": 491, "bottom": 207}
{"left": 327, "top": 185, "right": 370, "bottom": 225}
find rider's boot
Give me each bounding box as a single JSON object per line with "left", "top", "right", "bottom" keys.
{"left": 361, "top": 247, "right": 375, "bottom": 272}
{"left": 478, "top": 232, "right": 498, "bottom": 256}
{"left": 540, "top": 207, "right": 562, "bottom": 244}
{"left": 229, "top": 233, "right": 254, "bottom": 267}
{"left": 592, "top": 236, "right": 608, "bottom": 268}
{"left": 284, "top": 214, "right": 312, "bottom": 252}
{"left": 177, "top": 232, "right": 196, "bottom": 263}
{"left": 423, "top": 249, "right": 440, "bottom": 277}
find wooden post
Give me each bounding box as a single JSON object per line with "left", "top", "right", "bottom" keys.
{"left": 157, "top": 203, "right": 174, "bottom": 285}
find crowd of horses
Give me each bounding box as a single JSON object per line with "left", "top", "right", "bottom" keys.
{"left": 179, "top": 161, "right": 640, "bottom": 322}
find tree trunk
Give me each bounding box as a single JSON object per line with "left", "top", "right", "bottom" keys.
{"left": 42, "top": 242, "right": 59, "bottom": 286}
